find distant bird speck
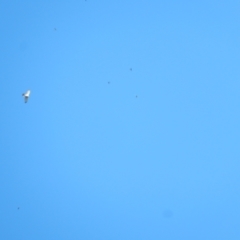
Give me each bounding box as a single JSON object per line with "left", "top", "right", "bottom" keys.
{"left": 54, "top": 28, "right": 57, "bottom": 31}
{"left": 108, "top": 81, "right": 110, "bottom": 84}
{"left": 22, "top": 90, "right": 31, "bottom": 103}
{"left": 17, "top": 207, "right": 20, "bottom": 210}
{"left": 130, "top": 68, "right": 132, "bottom": 71}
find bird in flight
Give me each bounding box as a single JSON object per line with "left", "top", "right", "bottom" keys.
{"left": 22, "top": 90, "right": 31, "bottom": 103}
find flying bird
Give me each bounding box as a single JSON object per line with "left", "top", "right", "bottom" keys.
{"left": 22, "top": 90, "right": 31, "bottom": 103}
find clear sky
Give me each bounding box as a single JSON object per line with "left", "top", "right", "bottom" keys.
{"left": 1, "top": 1, "right": 240, "bottom": 239}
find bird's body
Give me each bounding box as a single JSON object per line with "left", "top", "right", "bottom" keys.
{"left": 22, "top": 90, "right": 31, "bottom": 103}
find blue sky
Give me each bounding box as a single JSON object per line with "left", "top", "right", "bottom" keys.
{"left": 1, "top": 1, "right": 240, "bottom": 239}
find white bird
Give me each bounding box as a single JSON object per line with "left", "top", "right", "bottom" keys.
{"left": 22, "top": 90, "right": 31, "bottom": 103}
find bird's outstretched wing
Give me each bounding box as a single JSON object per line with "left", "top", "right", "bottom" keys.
{"left": 25, "top": 90, "right": 30, "bottom": 97}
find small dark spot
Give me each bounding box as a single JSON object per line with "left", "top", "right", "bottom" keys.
{"left": 17, "top": 207, "right": 20, "bottom": 210}
{"left": 108, "top": 81, "right": 110, "bottom": 84}
{"left": 130, "top": 68, "right": 132, "bottom": 71}
{"left": 54, "top": 28, "right": 57, "bottom": 31}
{"left": 136, "top": 95, "right": 138, "bottom": 98}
